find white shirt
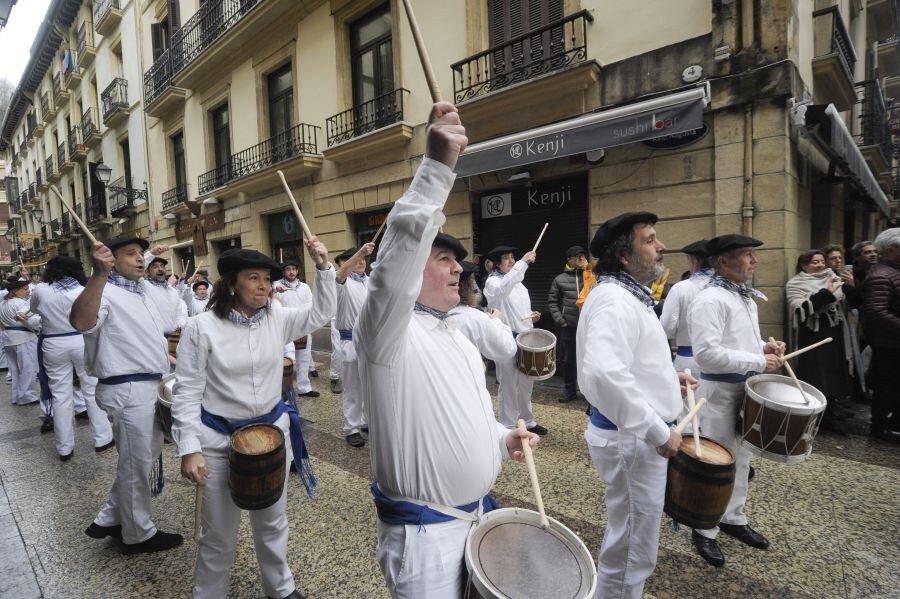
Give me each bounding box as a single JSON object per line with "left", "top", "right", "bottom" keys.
{"left": 143, "top": 280, "right": 189, "bottom": 334}
{"left": 82, "top": 283, "right": 169, "bottom": 379}
{"left": 357, "top": 158, "right": 509, "bottom": 508}
{"left": 336, "top": 275, "right": 367, "bottom": 331}
{"left": 448, "top": 305, "right": 517, "bottom": 362}
{"left": 660, "top": 276, "right": 707, "bottom": 346}
{"left": 170, "top": 266, "right": 336, "bottom": 456}
{"left": 0, "top": 295, "right": 40, "bottom": 345}
{"left": 30, "top": 283, "right": 82, "bottom": 335}
{"left": 275, "top": 279, "right": 312, "bottom": 310}
{"left": 577, "top": 283, "right": 682, "bottom": 447}
{"left": 188, "top": 296, "right": 208, "bottom": 316}
{"left": 484, "top": 261, "right": 533, "bottom": 334}
{"left": 688, "top": 286, "right": 766, "bottom": 375}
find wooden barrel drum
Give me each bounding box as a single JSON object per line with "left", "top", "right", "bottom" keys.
{"left": 293, "top": 336, "right": 308, "bottom": 349}
{"left": 228, "top": 424, "right": 286, "bottom": 510}
{"left": 664, "top": 436, "right": 735, "bottom": 530}
{"left": 282, "top": 357, "right": 294, "bottom": 390}
{"left": 167, "top": 331, "right": 180, "bottom": 357}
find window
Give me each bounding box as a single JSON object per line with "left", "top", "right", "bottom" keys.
{"left": 267, "top": 63, "right": 293, "bottom": 162}
{"left": 350, "top": 3, "right": 394, "bottom": 127}
{"left": 211, "top": 103, "right": 231, "bottom": 184}
{"left": 488, "top": 0, "right": 564, "bottom": 79}
{"left": 172, "top": 132, "right": 186, "bottom": 188}
{"left": 151, "top": 18, "right": 171, "bottom": 61}
{"left": 120, "top": 138, "right": 132, "bottom": 186}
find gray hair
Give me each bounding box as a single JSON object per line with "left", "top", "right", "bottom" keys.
{"left": 873, "top": 228, "right": 900, "bottom": 255}
{"left": 850, "top": 240, "right": 874, "bottom": 259}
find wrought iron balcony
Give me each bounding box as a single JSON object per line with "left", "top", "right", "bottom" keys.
{"left": 856, "top": 77, "right": 893, "bottom": 172}
{"left": 28, "top": 183, "right": 38, "bottom": 201}
{"left": 69, "top": 126, "right": 86, "bottom": 160}
{"left": 93, "top": 0, "right": 121, "bottom": 37}
{"left": 101, "top": 77, "right": 129, "bottom": 125}
{"left": 19, "top": 191, "right": 29, "bottom": 208}
{"left": 58, "top": 141, "right": 70, "bottom": 172}
{"left": 86, "top": 191, "right": 107, "bottom": 223}
{"left": 82, "top": 107, "right": 100, "bottom": 146}
{"left": 171, "top": 0, "right": 263, "bottom": 75}
{"left": 812, "top": 6, "right": 857, "bottom": 111}
{"left": 41, "top": 92, "right": 55, "bottom": 121}
{"left": 326, "top": 88, "right": 408, "bottom": 147}
{"left": 144, "top": 49, "right": 173, "bottom": 107}
{"left": 50, "top": 218, "right": 60, "bottom": 239}
{"left": 61, "top": 213, "right": 71, "bottom": 236}
{"left": 108, "top": 176, "right": 147, "bottom": 214}
{"left": 45, "top": 155, "right": 56, "bottom": 181}
{"left": 161, "top": 182, "right": 190, "bottom": 212}
{"left": 35, "top": 168, "right": 42, "bottom": 189}
{"left": 197, "top": 122, "right": 319, "bottom": 195}
{"left": 64, "top": 61, "right": 81, "bottom": 90}
{"left": 451, "top": 10, "right": 593, "bottom": 104}
{"left": 53, "top": 73, "right": 62, "bottom": 99}
{"left": 77, "top": 21, "right": 96, "bottom": 68}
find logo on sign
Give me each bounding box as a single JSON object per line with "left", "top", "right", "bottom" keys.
{"left": 509, "top": 144, "right": 523, "bottom": 159}
{"left": 481, "top": 193, "right": 512, "bottom": 219}
{"left": 613, "top": 111, "right": 680, "bottom": 139}
{"left": 282, "top": 215, "right": 296, "bottom": 236}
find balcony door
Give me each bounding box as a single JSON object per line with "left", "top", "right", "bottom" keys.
{"left": 211, "top": 103, "right": 231, "bottom": 184}
{"left": 488, "top": 0, "right": 565, "bottom": 84}
{"left": 351, "top": 4, "right": 394, "bottom": 134}
{"left": 268, "top": 63, "right": 294, "bottom": 164}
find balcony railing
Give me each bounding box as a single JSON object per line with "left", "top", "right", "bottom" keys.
{"left": 161, "top": 182, "right": 189, "bottom": 211}
{"left": 19, "top": 191, "right": 29, "bottom": 207}
{"left": 72, "top": 203, "right": 82, "bottom": 223}
{"left": 451, "top": 10, "right": 593, "bottom": 104}
{"left": 26, "top": 113, "right": 37, "bottom": 137}
{"left": 101, "top": 77, "right": 128, "bottom": 123}
{"left": 326, "top": 88, "right": 408, "bottom": 146}
{"left": 5, "top": 177, "right": 19, "bottom": 203}
{"left": 857, "top": 78, "right": 893, "bottom": 162}
{"left": 813, "top": 6, "right": 857, "bottom": 85}
{"left": 86, "top": 191, "right": 107, "bottom": 223}
{"left": 108, "top": 176, "right": 147, "bottom": 214}
{"left": 93, "top": 0, "right": 119, "bottom": 28}
{"left": 41, "top": 93, "right": 52, "bottom": 118}
{"left": 28, "top": 183, "right": 37, "bottom": 200}
{"left": 50, "top": 218, "right": 60, "bottom": 238}
{"left": 82, "top": 107, "right": 98, "bottom": 139}
{"left": 35, "top": 168, "right": 42, "bottom": 188}
{"left": 45, "top": 155, "right": 55, "bottom": 180}
{"left": 58, "top": 141, "right": 67, "bottom": 169}
{"left": 69, "top": 126, "right": 83, "bottom": 157}
{"left": 197, "top": 122, "right": 319, "bottom": 194}
{"left": 77, "top": 21, "right": 94, "bottom": 58}
{"left": 171, "top": 0, "right": 263, "bottom": 74}
{"left": 144, "top": 49, "right": 173, "bottom": 106}
{"left": 61, "top": 212, "right": 71, "bottom": 236}
{"left": 53, "top": 73, "right": 62, "bottom": 99}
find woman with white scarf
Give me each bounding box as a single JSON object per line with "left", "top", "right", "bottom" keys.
{"left": 786, "top": 249, "right": 854, "bottom": 431}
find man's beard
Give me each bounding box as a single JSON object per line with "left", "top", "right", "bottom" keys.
{"left": 629, "top": 253, "right": 664, "bottom": 285}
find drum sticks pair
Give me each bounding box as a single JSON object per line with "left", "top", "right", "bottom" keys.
{"left": 770, "top": 336, "right": 833, "bottom": 406}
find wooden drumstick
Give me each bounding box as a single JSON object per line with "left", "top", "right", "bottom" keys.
{"left": 49, "top": 184, "right": 97, "bottom": 244}
{"left": 517, "top": 419, "right": 549, "bottom": 530}
{"left": 782, "top": 337, "right": 833, "bottom": 361}
{"left": 371, "top": 220, "right": 387, "bottom": 244}
{"left": 770, "top": 337, "right": 810, "bottom": 406}
{"left": 276, "top": 170, "right": 324, "bottom": 266}
{"left": 684, "top": 368, "right": 702, "bottom": 457}
{"left": 400, "top": 0, "right": 442, "bottom": 103}
{"left": 168, "top": 239, "right": 194, "bottom": 250}
{"left": 531, "top": 222, "right": 549, "bottom": 253}
{"left": 673, "top": 398, "right": 706, "bottom": 435}
{"left": 194, "top": 484, "right": 202, "bottom": 540}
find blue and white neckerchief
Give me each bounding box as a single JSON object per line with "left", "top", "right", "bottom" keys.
{"left": 108, "top": 271, "right": 144, "bottom": 295}
{"left": 193, "top": 295, "right": 208, "bottom": 302}
{"left": 278, "top": 278, "right": 299, "bottom": 289}
{"left": 596, "top": 270, "right": 656, "bottom": 308}
{"left": 227, "top": 307, "right": 266, "bottom": 327}
{"left": 414, "top": 302, "right": 454, "bottom": 321}
{"left": 706, "top": 273, "right": 767, "bottom": 301}
{"left": 146, "top": 277, "right": 170, "bottom": 288}
{"left": 348, "top": 272, "right": 367, "bottom": 284}
{"left": 488, "top": 267, "right": 505, "bottom": 279}
{"left": 51, "top": 277, "right": 81, "bottom": 293}
{"left": 691, "top": 267, "right": 714, "bottom": 281}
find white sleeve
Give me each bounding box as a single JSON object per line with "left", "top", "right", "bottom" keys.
{"left": 171, "top": 317, "right": 208, "bottom": 456}
{"left": 689, "top": 297, "right": 767, "bottom": 374}
{"left": 175, "top": 298, "right": 189, "bottom": 329}
{"left": 472, "top": 311, "right": 517, "bottom": 362}
{"left": 483, "top": 260, "right": 528, "bottom": 304}
{"left": 659, "top": 282, "right": 683, "bottom": 340}
{"left": 280, "top": 266, "right": 337, "bottom": 342}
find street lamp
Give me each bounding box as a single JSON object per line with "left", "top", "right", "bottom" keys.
{"left": 95, "top": 161, "right": 112, "bottom": 184}
{"left": 4, "top": 229, "right": 15, "bottom": 243}
{"left": 31, "top": 206, "right": 44, "bottom": 223}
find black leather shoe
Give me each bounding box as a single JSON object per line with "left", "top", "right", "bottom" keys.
{"left": 718, "top": 523, "right": 769, "bottom": 549}
{"left": 345, "top": 433, "right": 365, "bottom": 448}
{"left": 309, "top": 370, "right": 319, "bottom": 378}
{"left": 85, "top": 523, "right": 122, "bottom": 540}
{"left": 74, "top": 411, "right": 89, "bottom": 421}
{"left": 122, "top": 530, "right": 184, "bottom": 555}
{"left": 748, "top": 465, "right": 755, "bottom": 482}
{"left": 527, "top": 424, "right": 548, "bottom": 436}
{"left": 95, "top": 439, "right": 115, "bottom": 453}
{"left": 559, "top": 393, "right": 576, "bottom": 404}
{"left": 298, "top": 390, "right": 320, "bottom": 398}
{"left": 268, "top": 590, "right": 307, "bottom": 599}
{"left": 692, "top": 530, "right": 725, "bottom": 567}
{"left": 40, "top": 420, "right": 54, "bottom": 434}
{"left": 60, "top": 451, "right": 74, "bottom": 462}
{"left": 361, "top": 426, "right": 369, "bottom": 433}
{"left": 873, "top": 429, "right": 900, "bottom": 444}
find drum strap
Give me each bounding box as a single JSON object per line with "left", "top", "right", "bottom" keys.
{"left": 371, "top": 482, "right": 499, "bottom": 526}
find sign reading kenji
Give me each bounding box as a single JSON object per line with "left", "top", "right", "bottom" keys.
{"left": 481, "top": 176, "right": 585, "bottom": 219}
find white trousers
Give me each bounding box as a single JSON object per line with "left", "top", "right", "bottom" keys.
{"left": 42, "top": 336, "right": 113, "bottom": 455}
{"left": 93, "top": 379, "right": 162, "bottom": 544}
{"left": 496, "top": 357, "right": 536, "bottom": 429}
{"left": 193, "top": 413, "right": 295, "bottom": 599}
{"left": 376, "top": 517, "right": 471, "bottom": 599}
{"left": 694, "top": 380, "right": 751, "bottom": 539}
{"left": 0, "top": 346, "right": 7, "bottom": 369}
{"left": 341, "top": 340, "right": 366, "bottom": 435}
{"left": 294, "top": 344, "right": 313, "bottom": 394}
{"left": 586, "top": 425, "right": 668, "bottom": 599}
{"left": 6, "top": 341, "right": 39, "bottom": 406}
{"left": 329, "top": 324, "right": 342, "bottom": 380}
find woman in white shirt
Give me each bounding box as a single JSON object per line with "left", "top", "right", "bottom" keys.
{"left": 172, "top": 246, "right": 336, "bottom": 599}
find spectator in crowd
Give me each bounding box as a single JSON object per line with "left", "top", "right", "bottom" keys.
{"left": 548, "top": 245, "right": 587, "bottom": 403}
{"left": 850, "top": 241, "right": 878, "bottom": 288}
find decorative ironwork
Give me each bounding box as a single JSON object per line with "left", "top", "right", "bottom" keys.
{"left": 53, "top": 73, "right": 62, "bottom": 99}
{"left": 161, "top": 183, "right": 189, "bottom": 212}
{"left": 72, "top": 203, "right": 82, "bottom": 222}
{"left": 35, "top": 168, "right": 42, "bottom": 188}
{"left": 28, "top": 182, "right": 37, "bottom": 201}
{"left": 101, "top": 77, "right": 128, "bottom": 123}
{"left": 197, "top": 122, "right": 319, "bottom": 195}
{"left": 50, "top": 218, "right": 60, "bottom": 238}
{"left": 326, "top": 88, "right": 408, "bottom": 146}
{"left": 108, "top": 176, "right": 147, "bottom": 214}
{"left": 58, "top": 141, "right": 67, "bottom": 170}
{"left": 82, "top": 107, "right": 98, "bottom": 139}
{"left": 144, "top": 49, "right": 173, "bottom": 106}
{"left": 813, "top": 6, "right": 857, "bottom": 86}
{"left": 86, "top": 191, "right": 107, "bottom": 223}
{"left": 5, "top": 177, "right": 19, "bottom": 207}
{"left": 41, "top": 93, "right": 51, "bottom": 117}
{"left": 451, "top": 10, "right": 593, "bottom": 104}
{"left": 77, "top": 21, "right": 94, "bottom": 58}
{"left": 61, "top": 213, "right": 71, "bottom": 236}
{"left": 171, "top": 0, "right": 263, "bottom": 74}
{"left": 856, "top": 77, "right": 893, "bottom": 163}
{"left": 45, "top": 156, "right": 55, "bottom": 180}
{"left": 69, "top": 126, "right": 83, "bottom": 158}
{"left": 93, "top": 0, "right": 120, "bottom": 28}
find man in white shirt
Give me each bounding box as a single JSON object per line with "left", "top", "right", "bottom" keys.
{"left": 483, "top": 245, "right": 547, "bottom": 435}
{"left": 578, "top": 211, "right": 692, "bottom": 599}
{"left": 142, "top": 249, "right": 189, "bottom": 337}
{"left": 274, "top": 259, "right": 318, "bottom": 398}
{"left": 70, "top": 235, "right": 183, "bottom": 555}
{"left": 688, "top": 234, "right": 785, "bottom": 567}
{"left": 189, "top": 280, "right": 210, "bottom": 316}
{"left": 1, "top": 278, "right": 41, "bottom": 408}
{"left": 357, "top": 102, "right": 538, "bottom": 599}
{"left": 449, "top": 261, "right": 517, "bottom": 364}
{"left": 327, "top": 254, "right": 351, "bottom": 394}
{"left": 660, "top": 239, "right": 712, "bottom": 375}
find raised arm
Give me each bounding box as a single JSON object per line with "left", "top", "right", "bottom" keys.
{"left": 336, "top": 243, "right": 374, "bottom": 284}
{"left": 70, "top": 242, "right": 114, "bottom": 332}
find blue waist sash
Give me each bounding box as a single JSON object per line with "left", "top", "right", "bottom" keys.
{"left": 5, "top": 326, "right": 31, "bottom": 332}
{"left": 339, "top": 329, "right": 353, "bottom": 341}
{"left": 98, "top": 373, "right": 163, "bottom": 386}
{"left": 676, "top": 346, "right": 693, "bottom": 357}
{"left": 589, "top": 407, "right": 676, "bottom": 431}
{"left": 201, "top": 401, "right": 316, "bottom": 498}
{"left": 370, "top": 481, "right": 499, "bottom": 526}
{"left": 700, "top": 371, "right": 759, "bottom": 383}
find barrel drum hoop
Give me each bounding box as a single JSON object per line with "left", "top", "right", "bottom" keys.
{"left": 229, "top": 456, "right": 285, "bottom": 477}
{"left": 667, "top": 459, "right": 736, "bottom": 485}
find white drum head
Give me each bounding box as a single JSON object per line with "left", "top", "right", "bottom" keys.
{"left": 158, "top": 373, "right": 176, "bottom": 408}
{"left": 466, "top": 508, "right": 596, "bottom": 599}
{"left": 516, "top": 329, "right": 556, "bottom": 351}
{"left": 746, "top": 374, "right": 826, "bottom": 414}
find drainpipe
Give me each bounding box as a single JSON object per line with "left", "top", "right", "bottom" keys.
{"left": 742, "top": 102, "right": 754, "bottom": 236}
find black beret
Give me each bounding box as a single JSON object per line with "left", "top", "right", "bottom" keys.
{"left": 196, "top": 268, "right": 209, "bottom": 276}
{"left": 460, "top": 260, "right": 479, "bottom": 274}
{"left": 681, "top": 239, "right": 710, "bottom": 257}
{"left": 566, "top": 245, "right": 586, "bottom": 258}
{"left": 433, "top": 233, "right": 468, "bottom": 261}
{"left": 148, "top": 256, "right": 169, "bottom": 266}
{"left": 105, "top": 236, "right": 149, "bottom": 254}
{"left": 705, "top": 234, "right": 763, "bottom": 256}
{"left": 192, "top": 280, "right": 210, "bottom": 291}
{"left": 589, "top": 212, "right": 658, "bottom": 258}
{"left": 335, "top": 248, "right": 358, "bottom": 264}
{"left": 281, "top": 259, "right": 300, "bottom": 269}
{"left": 486, "top": 245, "right": 519, "bottom": 261}
{"left": 5, "top": 278, "right": 28, "bottom": 291}
{"left": 217, "top": 249, "right": 283, "bottom": 279}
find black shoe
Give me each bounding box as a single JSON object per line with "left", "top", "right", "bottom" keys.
{"left": 748, "top": 466, "right": 755, "bottom": 482}
{"left": 298, "top": 390, "right": 320, "bottom": 398}
{"left": 85, "top": 523, "right": 122, "bottom": 540}
{"left": 122, "top": 530, "right": 184, "bottom": 555}
{"left": 872, "top": 429, "right": 900, "bottom": 444}
{"left": 559, "top": 393, "right": 576, "bottom": 404}
{"left": 718, "top": 523, "right": 769, "bottom": 549}
{"left": 40, "top": 420, "right": 54, "bottom": 434}
{"left": 268, "top": 590, "right": 307, "bottom": 599}
{"left": 95, "top": 439, "right": 115, "bottom": 453}
{"left": 585, "top": 405, "right": 592, "bottom": 416}
{"left": 692, "top": 530, "right": 725, "bottom": 567}
{"left": 527, "top": 424, "right": 548, "bottom": 436}
{"left": 361, "top": 426, "right": 369, "bottom": 433}
{"left": 345, "top": 433, "right": 365, "bottom": 448}
{"left": 74, "top": 411, "right": 89, "bottom": 421}
{"left": 60, "top": 451, "right": 74, "bottom": 462}
{"left": 309, "top": 370, "right": 319, "bottom": 378}
{"left": 330, "top": 379, "right": 343, "bottom": 394}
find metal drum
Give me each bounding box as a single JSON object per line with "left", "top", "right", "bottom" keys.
{"left": 741, "top": 374, "right": 827, "bottom": 464}
{"left": 156, "top": 373, "right": 176, "bottom": 442}
{"left": 465, "top": 507, "right": 596, "bottom": 599}
{"left": 515, "top": 329, "right": 557, "bottom": 381}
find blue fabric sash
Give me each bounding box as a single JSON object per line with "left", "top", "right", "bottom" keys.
{"left": 339, "top": 329, "right": 353, "bottom": 341}
{"left": 589, "top": 407, "right": 676, "bottom": 431}
{"left": 370, "top": 481, "right": 499, "bottom": 527}
{"left": 676, "top": 346, "right": 693, "bottom": 357}
{"left": 5, "top": 326, "right": 31, "bottom": 332}
{"left": 98, "top": 373, "right": 163, "bottom": 386}
{"left": 700, "top": 371, "right": 759, "bottom": 383}
{"left": 36, "top": 331, "right": 81, "bottom": 421}
{"left": 200, "top": 401, "right": 316, "bottom": 498}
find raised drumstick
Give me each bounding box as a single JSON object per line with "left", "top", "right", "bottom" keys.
{"left": 531, "top": 222, "right": 549, "bottom": 253}
{"left": 169, "top": 239, "right": 194, "bottom": 250}
{"left": 782, "top": 337, "right": 833, "bottom": 361}
{"left": 371, "top": 220, "right": 387, "bottom": 244}
{"left": 770, "top": 337, "right": 810, "bottom": 406}
{"left": 400, "top": 0, "right": 442, "bottom": 103}
{"left": 517, "top": 419, "right": 549, "bottom": 529}
{"left": 276, "top": 171, "right": 324, "bottom": 266}
{"left": 684, "top": 368, "right": 702, "bottom": 457}
{"left": 673, "top": 398, "right": 707, "bottom": 435}
{"left": 49, "top": 184, "right": 97, "bottom": 244}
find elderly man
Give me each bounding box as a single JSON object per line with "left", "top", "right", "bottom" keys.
{"left": 688, "top": 234, "right": 785, "bottom": 567}
{"left": 358, "top": 102, "right": 537, "bottom": 599}
{"left": 861, "top": 228, "right": 900, "bottom": 444}
{"left": 142, "top": 248, "right": 188, "bottom": 337}
{"left": 275, "top": 258, "right": 319, "bottom": 398}
{"left": 70, "top": 236, "right": 183, "bottom": 555}
{"left": 548, "top": 245, "right": 586, "bottom": 403}
{"left": 578, "top": 212, "right": 691, "bottom": 599}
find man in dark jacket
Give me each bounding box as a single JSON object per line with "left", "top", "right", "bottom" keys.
{"left": 861, "top": 228, "right": 900, "bottom": 444}
{"left": 548, "top": 245, "right": 586, "bottom": 403}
